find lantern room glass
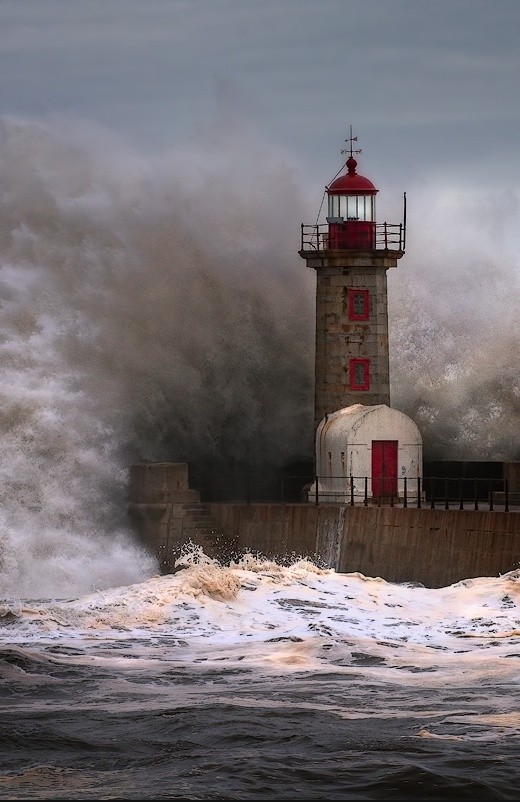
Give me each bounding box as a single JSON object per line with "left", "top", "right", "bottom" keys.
{"left": 328, "top": 194, "right": 375, "bottom": 222}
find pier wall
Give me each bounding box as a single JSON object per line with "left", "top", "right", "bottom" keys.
{"left": 128, "top": 463, "right": 520, "bottom": 588}
{"left": 208, "top": 503, "right": 519, "bottom": 587}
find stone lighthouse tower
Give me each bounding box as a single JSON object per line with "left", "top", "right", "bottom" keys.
{"left": 299, "top": 130, "right": 406, "bottom": 432}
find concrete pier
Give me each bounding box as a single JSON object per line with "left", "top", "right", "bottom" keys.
{"left": 129, "top": 462, "right": 520, "bottom": 587}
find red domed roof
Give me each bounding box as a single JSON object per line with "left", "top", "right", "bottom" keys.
{"left": 327, "top": 157, "right": 378, "bottom": 195}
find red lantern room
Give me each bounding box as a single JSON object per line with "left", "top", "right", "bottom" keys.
{"left": 300, "top": 126, "right": 405, "bottom": 255}
{"left": 326, "top": 155, "right": 378, "bottom": 250}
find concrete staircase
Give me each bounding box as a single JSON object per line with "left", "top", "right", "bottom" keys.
{"left": 157, "top": 501, "right": 237, "bottom": 575}
{"left": 180, "top": 503, "right": 232, "bottom": 560}
{"left": 128, "top": 463, "right": 237, "bottom": 575}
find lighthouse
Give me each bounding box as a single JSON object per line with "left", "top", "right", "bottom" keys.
{"left": 299, "top": 129, "right": 406, "bottom": 433}
{"left": 301, "top": 131, "right": 422, "bottom": 503}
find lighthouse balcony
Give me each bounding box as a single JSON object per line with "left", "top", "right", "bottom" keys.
{"left": 300, "top": 222, "right": 405, "bottom": 254}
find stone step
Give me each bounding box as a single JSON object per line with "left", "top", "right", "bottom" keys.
{"left": 181, "top": 500, "right": 229, "bottom": 548}
{"left": 182, "top": 525, "right": 224, "bottom": 537}
{"left": 183, "top": 518, "right": 214, "bottom": 528}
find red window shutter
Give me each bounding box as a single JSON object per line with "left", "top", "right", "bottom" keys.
{"left": 349, "top": 358, "right": 370, "bottom": 390}
{"left": 349, "top": 289, "right": 369, "bottom": 321}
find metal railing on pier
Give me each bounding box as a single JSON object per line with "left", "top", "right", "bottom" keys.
{"left": 198, "top": 475, "right": 514, "bottom": 512}
{"left": 308, "top": 475, "right": 511, "bottom": 512}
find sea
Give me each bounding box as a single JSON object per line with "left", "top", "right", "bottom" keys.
{"left": 0, "top": 547, "right": 518, "bottom": 801}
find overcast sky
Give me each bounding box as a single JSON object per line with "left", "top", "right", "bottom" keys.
{"left": 1, "top": 0, "right": 518, "bottom": 194}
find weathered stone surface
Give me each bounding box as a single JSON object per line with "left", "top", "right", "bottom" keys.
{"left": 306, "top": 252, "right": 396, "bottom": 430}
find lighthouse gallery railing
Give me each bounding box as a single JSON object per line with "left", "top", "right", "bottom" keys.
{"left": 300, "top": 222, "right": 405, "bottom": 252}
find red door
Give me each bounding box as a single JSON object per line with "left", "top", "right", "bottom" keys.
{"left": 372, "top": 441, "right": 398, "bottom": 498}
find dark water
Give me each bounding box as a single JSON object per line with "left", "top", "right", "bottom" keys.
{"left": 0, "top": 663, "right": 517, "bottom": 800}
{"left": 0, "top": 563, "right": 519, "bottom": 799}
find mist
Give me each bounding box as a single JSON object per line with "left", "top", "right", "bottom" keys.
{"left": 389, "top": 182, "right": 520, "bottom": 461}
{"left": 0, "top": 116, "right": 518, "bottom": 597}
{"left": 0, "top": 116, "right": 315, "bottom": 596}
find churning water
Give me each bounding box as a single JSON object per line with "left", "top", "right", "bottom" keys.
{"left": 1, "top": 550, "right": 519, "bottom": 799}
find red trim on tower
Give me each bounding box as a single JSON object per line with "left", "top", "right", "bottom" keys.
{"left": 349, "top": 289, "right": 370, "bottom": 321}
{"left": 350, "top": 358, "right": 370, "bottom": 390}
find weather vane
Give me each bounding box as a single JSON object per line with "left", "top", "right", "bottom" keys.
{"left": 341, "top": 125, "right": 362, "bottom": 159}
